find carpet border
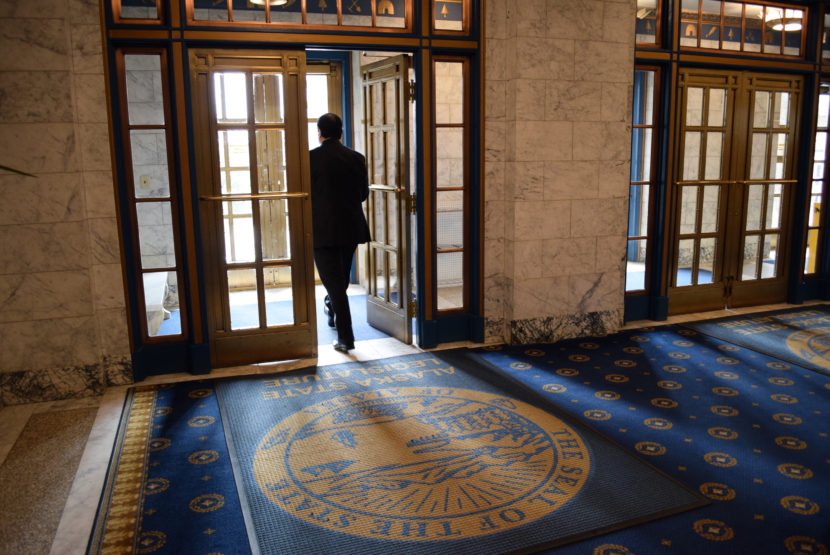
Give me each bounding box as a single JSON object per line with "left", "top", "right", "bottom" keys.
{"left": 679, "top": 304, "right": 830, "bottom": 378}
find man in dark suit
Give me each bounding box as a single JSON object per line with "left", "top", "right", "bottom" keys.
{"left": 310, "top": 113, "right": 371, "bottom": 353}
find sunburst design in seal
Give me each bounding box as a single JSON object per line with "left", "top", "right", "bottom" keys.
{"left": 780, "top": 496, "right": 820, "bottom": 515}
{"left": 784, "top": 535, "right": 828, "bottom": 555}
{"left": 593, "top": 544, "right": 635, "bottom": 555}
{"left": 693, "top": 518, "right": 734, "bottom": 541}
{"left": 252, "top": 387, "right": 591, "bottom": 541}
{"left": 778, "top": 463, "right": 813, "bottom": 480}
{"left": 699, "top": 482, "right": 735, "bottom": 501}
{"left": 785, "top": 326, "right": 830, "bottom": 370}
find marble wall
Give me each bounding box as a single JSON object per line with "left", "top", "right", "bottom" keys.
{"left": 0, "top": 0, "right": 132, "bottom": 408}
{"left": 483, "top": 0, "right": 635, "bottom": 343}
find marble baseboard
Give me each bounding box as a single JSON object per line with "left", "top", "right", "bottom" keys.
{"left": 0, "top": 355, "right": 133, "bottom": 407}
{"left": 508, "top": 308, "right": 623, "bottom": 344}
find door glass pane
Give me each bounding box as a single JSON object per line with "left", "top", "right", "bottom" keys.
{"left": 218, "top": 130, "right": 251, "bottom": 193}
{"left": 437, "top": 251, "right": 463, "bottom": 310}
{"left": 214, "top": 72, "right": 248, "bottom": 123}
{"left": 386, "top": 128, "right": 399, "bottom": 185}
{"left": 306, "top": 74, "right": 329, "bottom": 117}
{"left": 136, "top": 202, "right": 176, "bottom": 269}
{"left": 676, "top": 238, "right": 695, "bottom": 286}
{"left": 742, "top": 235, "right": 760, "bottom": 279}
{"left": 805, "top": 229, "right": 819, "bottom": 273}
{"left": 765, "top": 184, "right": 782, "bottom": 228}
{"left": 753, "top": 91, "right": 770, "bottom": 127}
{"left": 763, "top": 234, "right": 778, "bottom": 277}
{"left": 131, "top": 130, "right": 171, "bottom": 198}
{"left": 680, "top": 186, "right": 698, "bottom": 235}
{"left": 436, "top": 128, "right": 464, "bottom": 187}
{"left": 375, "top": 250, "right": 387, "bottom": 301}
{"left": 144, "top": 271, "right": 180, "bottom": 337}
{"left": 224, "top": 200, "right": 255, "bottom": 263}
{"left": 125, "top": 55, "right": 164, "bottom": 126}
{"left": 708, "top": 88, "right": 726, "bottom": 126}
{"left": 265, "top": 267, "right": 293, "bottom": 326}
{"left": 435, "top": 62, "right": 464, "bottom": 124}
{"left": 686, "top": 88, "right": 704, "bottom": 126}
{"left": 437, "top": 191, "right": 463, "bottom": 250}
{"left": 699, "top": 237, "right": 715, "bottom": 284}
{"left": 809, "top": 182, "right": 823, "bottom": 225}
{"left": 773, "top": 92, "right": 789, "bottom": 127}
{"left": 388, "top": 251, "right": 400, "bottom": 305}
{"left": 626, "top": 238, "right": 647, "bottom": 291}
{"left": 372, "top": 83, "right": 384, "bottom": 125}
{"left": 387, "top": 191, "right": 399, "bottom": 249}
{"left": 746, "top": 184, "right": 763, "bottom": 230}
{"left": 749, "top": 133, "right": 768, "bottom": 179}
{"left": 683, "top": 132, "right": 701, "bottom": 180}
{"left": 701, "top": 185, "right": 720, "bottom": 233}
{"left": 228, "top": 268, "right": 258, "bottom": 330}
{"left": 642, "top": 129, "right": 653, "bottom": 181}
{"left": 260, "top": 199, "right": 290, "bottom": 261}
{"left": 253, "top": 73, "right": 284, "bottom": 124}
{"left": 372, "top": 131, "right": 385, "bottom": 183}
{"left": 256, "top": 130, "right": 287, "bottom": 192}
{"left": 705, "top": 132, "right": 723, "bottom": 179}
{"left": 770, "top": 133, "right": 786, "bottom": 179}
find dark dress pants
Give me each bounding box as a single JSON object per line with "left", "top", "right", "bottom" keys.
{"left": 314, "top": 244, "right": 357, "bottom": 345}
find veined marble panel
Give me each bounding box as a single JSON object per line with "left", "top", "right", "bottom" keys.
{"left": 569, "top": 271, "right": 624, "bottom": 314}
{"left": 507, "top": 161, "right": 544, "bottom": 200}
{"left": 485, "top": 39, "right": 507, "bottom": 82}
{"left": 91, "top": 264, "right": 126, "bottom": 311}
{"left": 0, "top": 0, "right": 69, "bottom": 18}
{"left": 70, "top": 24, "right": 103, "bottom": 74}
{"left": 513, "top": 120, "right": 573, "bottom": 162}
{"left": 484, "top": 317, "right": 506, "bottom": 343}
{"left": 544, "top": 0, "right": 604, "bottom": 42}
{"left": 601, "top": 81, "right": 632, "bottom": 123}
{"left": 574, "top": 40, "right": 634, "bottom": 83}
{"left": 512, "top": 0, "right": 547, "bottom": 38}
{"left": 0, "top": 271, "right": 93, "bottom": 322}
{"left": 484, "top": 0, "right": 507, "bottom": 39}
{"left": 0, "top": 361, "right": 108, "bottom": 406}
{"left": 513, "top": 240, "right": 543, "bottom": 281}
{"left": 573, "top": 121, "right": 632, "bottom": 161}
{"left": 514, "top": 200, "right": 570, "bottom": 239}
{"left": 515, "top": 38, "right": 574, "bottom": 81}
{"left": 83, "top": 171, "right": 116, "bottom": 219}
{"left": 598, "top": 159, "right": 631, "bottom": 199}
{"left": 0, "top": 316, "right": 99, "bottom": 373}
{"left": 596, "top": 235, "right": 627, "bottom": 275}
{"left": 0, "top": 71, "right": 73, "bottom": 123}
{"left": 513, "top": 80, "right": 547, "bottom": 122}
{"left": 78, "top": 123, "right": 113, "bottom": 172}
{"left": 485, "top": 81, "right": 506, "bottom": 122}
{"left": 69, "top": 0, "right": 103, "bottom": 25}
{"left": 546, "top": 80, "right": 602, "bottom": 122}
{"left": 96, "top": 308, "right": 130, "bottom": 359}
{"left": 571, "top": 198, "right": 628, "bottom": 237}
{"left": 602, "top": 1, "right": 636, "bottom": 44}
{"left": 0, "top": 172, "right": 84, "bottom": 224}
{"left": 0, "top": 222, "right": 89, "bottom": 273}
{"left": 542, "top": 237, "right": 597, "bottom": 277}
{"left": 484, "top": 161, "right": 505, "bottom": 201}
{"left": 74, "top": 73, "right": 108, "bottom": 124}
{"left": 509, "top": 308, "right": 623, "bottom": 344}
{"left": 484, "top": 121, "right": 506, "bottom": 162}
{"left": 88, "top": 217, "right": 121, "bottom": 265}
{"left": 0, "top": 19, "right": 70, "bottom": 71}
{"left": 0, "top": 123, "right": 79, "bottom": 174}
{"left": 512, "top": 275, "right": 570, "bottom": 320}
{"left": 544, "top": 161, "right": 600, "bottom": 200}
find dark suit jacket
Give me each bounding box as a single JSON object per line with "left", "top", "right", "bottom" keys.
{"left": 309, "top": 138, "right": 372, "bottom": 248}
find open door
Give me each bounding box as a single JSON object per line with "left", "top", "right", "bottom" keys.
{"left": 190, "top": 49, "right": 316, "bottom": 368}
{"left": 362, "top": 55, "right": 413, "bottom": 343}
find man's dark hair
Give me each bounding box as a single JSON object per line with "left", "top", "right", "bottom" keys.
{"left": 317, "top": 112, "right": 343, "bottom": 140}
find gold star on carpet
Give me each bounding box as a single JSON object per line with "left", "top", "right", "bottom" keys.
{"left": 754, "top": 514, "right": 764, "bottom": 520}
{"left": 661, "top": 539, "right": 672, "bottom": 546}
{"left": 201, "top": 475, "right": 212, "bottom": 481}
{"left": 146, "top": 508, "right": 157, "bottom": 515}
{"left": 204, "top": 528, "right": 216, "bottom": 535}
{"left": 199, "top": 436, "right": 208, "bottom": 441}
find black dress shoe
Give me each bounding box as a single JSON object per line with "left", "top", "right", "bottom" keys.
{"left": 332, "top": 340, "right": 354, "bottom": 353}
{"left": 323, "top": 297, "right": 335, "bottom": 328}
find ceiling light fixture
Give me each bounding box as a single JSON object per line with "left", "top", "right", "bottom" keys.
{"left": 765, "top": 8, "right": 803, "bottom": 32}
{"left": 249, "top": 0, "right": 289, "bottom": 6}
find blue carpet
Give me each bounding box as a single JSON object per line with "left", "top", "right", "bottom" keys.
{"left": 473, "top": 328, "right": 830, "bottom": 554}
{"left": 159, "top": 294, "right": 390, "bottom": 343}
{"left": 682, "top": 305, "right": 830, "bottom": 377}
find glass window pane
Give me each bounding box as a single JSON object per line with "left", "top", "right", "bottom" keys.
{"left": 805, "top": 229, "right": 819, "bottom": 273}
{"left": 228, "top": 268, "right": 258, "bottom": 330}
{"left": 808, "top": 189, "right": 823, "bottom": 226}
{"left": 723, "top": 2, "right": 742, "bottom": 51}
{"left": 435, "top": 62, "right": 464, "bottom": 124}
{"left": 388, "top": 251, "right": 400, "bottom": 306}
{"left": 436, "top": 128, "right": 464, "bottom": 188}
{"left": 765, "top": 184, "right": 783, "bottom": 229}
{"left": 437, "top": 251, "right": 463, "bottom": 310}
{"left": 306, "top": 74, "right": 329, "bottom": 118}
{"left": 701, "top": 185, "right": 720, "bottom": 233}
{"left": 762, "top": 233, "right": 778, "bottom": 278}
{"left": 120, "top": 0, "right": 158, "bottom": 19}
{"left": 435, "top": 0, "right": 464, "bottom": 31}
{"left": 144, "top": 271, "right": 180, "bottom": 337}
{"left": 193, "top": 0, "right": 229, "bottom": 21}
{"left": 625, "top": 239, "right": 647, "bottom": 291}
{"left": 698, "top": 237, "right": 715, "bottom": 284}
{"left": 125, "top": 55, "right": 164, "bottom": 125}
{"left": 256, "top": 130, "right": 286, "bottom": 193}
{"left": 815, "top": 132, "right": 827, "bottom": 164}
{"left": 744, "top": 4, "right": 763, "bottom": 53}
{"left": 131, "top": 130, "right": 170, "bottom": 198}
{"left": 437, "top": 191, "right": 464, "bottom": 250}
{"left": 745, "top": 184, "right": 763, "bottom": 231}
{"left": 683, "top": 132, "right": 701, "bottom": 180}
{"left": 253, "top": 73, "right": 284, "bottom": 124}
{"left": 224, "top": 200, "right": 255, "bottom": 263}
{"left": 707, "top": 89, "right": 726, "bottom": 126}
{"left": 686, "top": 88, "right": 704, "bottom": 126}
{"left": 628, "top": 184, "right": 650, "bottom": 236}
{"left": 371, "top": 190, "right": 385, "bottom": 244}
{"left": 260, "top": 199, "right": 290, "bottom": 261}
{"left": 137, "top": 202, "right": 176, "bottom": 269}
{"left": 265, "top": 267, "right": 293, "bottom": 326}
{"left": 218, "top": 130, "right": 251, "bottom": 194}
{"left": 773, "top": 92, "right": 789, "bottom": 127}
{"left": 680, "top": 186, "right": 698, "bottom": 235}
{"left": 374, "top": 250, "right": 387, "bottom": 301}
{"left": 742, "top": 235, "right": 760, "bottom": 280}
{"left": 818, "top": 92, "right": 829, "bottom": 128}
{"left": 770, "top": 133, "right": 787, "bottom": 180}
{"left": 705, "top": 132, "right": 723, "bottom": 179}
{"left": 676, "top": 238, "right": 695, "bottom": 286}
{"left": 753, "top": 91, "right": 770, "bottom": 128}
{"left": 214, "top": 72, "right": 248, "bottom": 123}
{"left": 749, "top": 133, "right": 768, "bottom": 180}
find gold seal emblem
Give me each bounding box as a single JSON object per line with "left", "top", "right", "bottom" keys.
{"left": 253, "top": 387, "right": 590, "bottom": 540}
{"left": 785, "top": 326, "right": 830, "bottom": 369}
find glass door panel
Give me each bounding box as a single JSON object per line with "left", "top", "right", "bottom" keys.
{"left": 191, "top": 49, "right": 315, "bottom": 367}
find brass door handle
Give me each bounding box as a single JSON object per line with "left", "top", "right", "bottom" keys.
{"left": 200, "top": 192, "right": 309, "bottom": 201}
{"left": 369, "top": 185, "right": 404, "bottom": 193}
